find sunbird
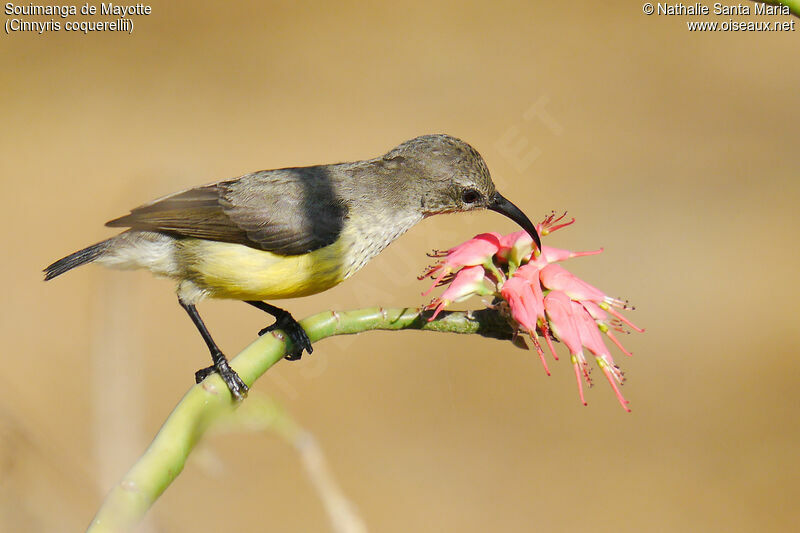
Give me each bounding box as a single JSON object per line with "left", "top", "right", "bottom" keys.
{"left": 44, "top": 134, "right": 541, "bottom": 400}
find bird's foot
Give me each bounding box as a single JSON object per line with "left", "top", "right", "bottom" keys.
{"left": 258, "top": 310, "right": 313, "bottom": 361}
{"left": 195, "top": 358, "right": 248, "bottom": 401}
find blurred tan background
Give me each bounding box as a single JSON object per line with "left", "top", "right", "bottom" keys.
{"left": 2, "top": 1, "right": 799, "bottom": 531}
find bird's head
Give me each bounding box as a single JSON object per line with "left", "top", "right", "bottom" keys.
{"left": 382, "top": 134, "right": 541, "bottom": 251}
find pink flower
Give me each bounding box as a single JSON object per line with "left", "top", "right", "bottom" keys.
{"left": 540, "top": 264, "right": 644, "bottom": 333}
{"left": 496, "top": 231, "right": 535, "bottom": 270}
{"left": 581, "top": 301, "right": 635, "bottom": 357}
{"left": 544, "top": 290, "right": 592, "bottom": 406}
{"left": 508, "top": 264, "right": 546, "bottom": 318}
{"left": 571, "top": 301, "right": 629, "bottom": 411}
{"left": 425, "top": 265, "right": 491, "bottom": 321}
{"left": 501, "top": 274, "right": 550, "bottom": 375}
{"left": 497, "top": 226, "right": 603, "bottom": 272}
{"left": 420, "top": 232, "right": 501, "bottom": 295}
{"left": 495, "top": 211, "right": 574, "bottom": 268}
{"left": 538, "top": 211, "right": 576, "bottom": 236}
{"left": 420, "top": 215, "right": 643, "bottom": 411}
{"left": 535, "top": 245, "right": 604, "bottom": 266}
{"left": 513, "top": 264, "right": 554, "bottom": 335}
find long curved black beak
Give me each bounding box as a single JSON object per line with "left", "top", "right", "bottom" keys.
{"left": 487, "top": 192, "right": 541, "bottom": 252}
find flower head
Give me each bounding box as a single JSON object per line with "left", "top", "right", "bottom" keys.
{"left": 420, "top": 214, "right": 643, "bottom": 411}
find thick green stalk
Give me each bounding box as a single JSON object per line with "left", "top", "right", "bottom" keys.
{"left": 87, "top": 307, "right": 514, "bottom": 533}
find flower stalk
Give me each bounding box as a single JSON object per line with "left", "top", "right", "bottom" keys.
{"left": 87, "top": 306, "right": 515, "bottom": 533}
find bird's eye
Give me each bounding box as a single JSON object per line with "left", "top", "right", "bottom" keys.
{"left": 462, "top": 189, "right": 481, "bottom": 204}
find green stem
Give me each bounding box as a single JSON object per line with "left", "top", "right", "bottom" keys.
{"left": 86, "top": 307, "right": 514, "bottom": 533}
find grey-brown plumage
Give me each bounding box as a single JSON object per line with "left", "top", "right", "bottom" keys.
{"left": 105, "top": 167, "right": 349, "bottom": 255}
{"left": 44, "top": 134, "right": 540, "bottom": 400}
{"left": 102, "top": 134, "right": 499, "bottom": 257}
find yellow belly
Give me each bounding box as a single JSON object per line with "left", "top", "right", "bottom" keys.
{"left": 177, "top": 238, "right": 349, "bottom": 300}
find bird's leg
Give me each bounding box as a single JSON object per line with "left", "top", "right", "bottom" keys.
{"left": 178, "top": 298, "right": 248, "bottom": 401}
{"left": 246, "top": 301, "right": 313, "bottom": 361}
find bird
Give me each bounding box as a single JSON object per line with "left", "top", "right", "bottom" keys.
{"left": 44, "top": 134, "right": 541, "bottom": 401}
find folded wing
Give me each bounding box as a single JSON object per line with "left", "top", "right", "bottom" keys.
{"left": 106, "top": 166, "right": 349, "bottom": 256}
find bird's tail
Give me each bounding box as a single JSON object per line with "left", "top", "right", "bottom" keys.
{"left": 43, "top": 240, "right": 111, "bottom": 281}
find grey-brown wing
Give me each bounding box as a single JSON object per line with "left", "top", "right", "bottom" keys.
{"left": 105, "top": 166, "right": 349, "bottom": 256}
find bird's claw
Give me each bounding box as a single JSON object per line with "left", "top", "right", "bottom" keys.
{"left": 257, "top": 323, "right": 276, "bottom": 336}
{"left": 195, "top": 359, "right": 248, "bottom": 401}
{"left": 258, "top": 312, "right": 313, "bottom": 361}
